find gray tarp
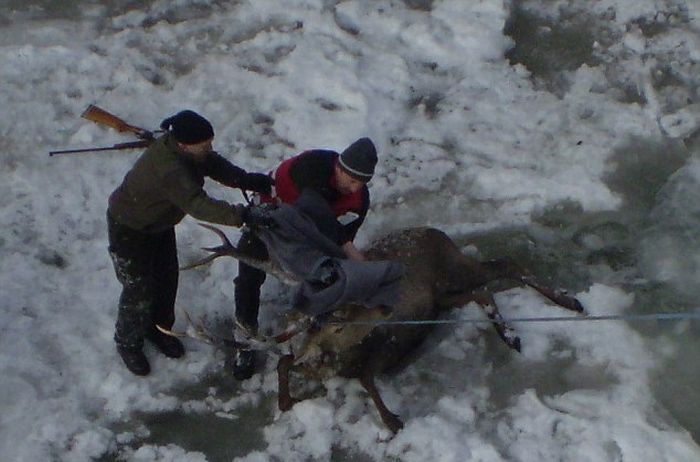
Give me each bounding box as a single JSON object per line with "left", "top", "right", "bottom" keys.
{"left": 255, "top": 190, "right": 405, "bottom": 316}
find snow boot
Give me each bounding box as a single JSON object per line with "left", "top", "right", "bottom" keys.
{"left": 117, "top": 345, "right": 151, "bottom": 376}
{"left": 147, "top": 331, "right": 185, "bottom": 358}
{"left": 232, "top": 349, "right": 256, "bottom": 380}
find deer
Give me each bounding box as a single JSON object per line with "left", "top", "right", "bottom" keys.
{"left": 172, "top": 222, "right": 585, "bottom": 434}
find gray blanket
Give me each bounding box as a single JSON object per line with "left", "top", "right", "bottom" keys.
{"left": 256, "top": 191, "right": 405, "bottom": 316}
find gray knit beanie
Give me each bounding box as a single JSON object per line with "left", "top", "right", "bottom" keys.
{"left": 338, "top": 137, "right": 377, "bottom": 180}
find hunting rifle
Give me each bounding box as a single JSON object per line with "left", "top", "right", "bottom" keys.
{"left": 49, "top": 105, "right": 163, "bottom": 156}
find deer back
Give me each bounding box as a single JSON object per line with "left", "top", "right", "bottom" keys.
{"left": 295, "top": 227, "right": 474, "bottom": 378}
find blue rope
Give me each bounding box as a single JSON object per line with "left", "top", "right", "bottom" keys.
{"left": 333, "top": 311, "right": 700, "bottom": 326}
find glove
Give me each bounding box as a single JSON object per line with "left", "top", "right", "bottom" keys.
{"left": 231, "top": 204, "right": 247, "bottom": 227}
{"left": 242, "top": 203, "right": 276, "bottom": 228}
{"left": 309, "top": 313, "right": 332, "bottom": 332}
{"left": 247, "top": 173, "right": 274, "bottom": 195}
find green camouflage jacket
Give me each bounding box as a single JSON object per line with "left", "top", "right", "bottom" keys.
{"left": 108, "top": 133, "right": 261, "bottom": 233}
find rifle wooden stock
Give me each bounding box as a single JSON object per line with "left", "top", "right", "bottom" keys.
{"left": 49, "top": 140, "right": 151, "bottom": 156}
{"left": 81, "top": 105, "right": 155, "bottom": 140}
{"left": 50, "top": 105, "right": 164, "bottom": 157}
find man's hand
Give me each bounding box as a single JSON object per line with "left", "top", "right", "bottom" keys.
{"left": 231, "top": 204, "right": 247, "bottom": 227}
{"left": 248, "top": 173, "right": 273, "bottom": 195}
{"left": 342, "top": 241, "right": 366, "bottom": 261}
{"left": 242, "top": 203, "right": 276, "bottom": 228}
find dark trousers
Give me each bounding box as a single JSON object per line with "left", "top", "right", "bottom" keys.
{"left": 234, "top": 231, "right": 269, "bottom": 333}
{"left": 107, "top": 213, "right": 178, "bottom": 350}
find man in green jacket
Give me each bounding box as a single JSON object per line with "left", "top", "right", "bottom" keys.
{"left": 107, "top": 109, "right": 272, "bottom": 376}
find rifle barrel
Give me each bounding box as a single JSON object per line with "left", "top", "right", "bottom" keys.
{"left": 49, "top": 140, "right": 150, "bottom": 156}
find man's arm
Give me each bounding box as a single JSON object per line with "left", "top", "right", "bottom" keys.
{"left": 291, "top": 151, "right": 370, "bottom": 252}
{"left": 342, "top": 241, "right": 366, "bottom": 261}
{"left": 338, "top": 186, "right": 370, "bottom": 244}
{"left": 203, "top": 152, "right": 272, "bottom": 194}
{"left": 161, "top": 164, "right": 246, "bottom": 227}
{"left": 289, "top": 150, "right": 337, "bottom": 199}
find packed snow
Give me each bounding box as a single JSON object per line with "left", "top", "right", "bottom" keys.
{"left": 1, "top": 0, "right": 699, "bottom": 460}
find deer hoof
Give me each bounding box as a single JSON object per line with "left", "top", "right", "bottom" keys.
{"left": 563, "top": 297, "right": 585, "bottom": 313}
{"left": 384, "top": 412, "right": 404, "bottom": 434}
{"left": 511, "top": 336, "right": 522, "bottom": 353}
{"left": 496, "top": 327, "right": 521, "bottom": 353}
{"left": 278, "top": 396, "right": 299, "bottom": 412}
{"left": 555, "top": 294, "right": 586, "bottom": 313}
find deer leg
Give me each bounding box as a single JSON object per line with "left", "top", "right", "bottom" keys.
{"left": 439, "top": 290, "right": 521, "bottom": 352}
{"left": 520, "top": 276, "right": 585, "bottom": 313}
{"left": 471, "top": 290, "right": 522, "bottom": 352}
{"left": 277, "top": 354, "right": 299, "bottom": 411}
{"left": 359, "top": 367, "right": 404, "bottom": 433}
{"left": 483, "top": 258, "right": 585, "bottom": 314}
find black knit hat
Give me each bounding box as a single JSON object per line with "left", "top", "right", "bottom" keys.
{"left": 338, "top": 137, "right": 378, "bottom": 181}
{"left": 160, "top": 110, "right": 214, "bottom": 144}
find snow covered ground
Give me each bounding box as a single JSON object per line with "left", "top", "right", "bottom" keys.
{"left": 1, "top": 0, "right": 699, "bottom": 460}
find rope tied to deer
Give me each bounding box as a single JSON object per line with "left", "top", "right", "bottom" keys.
{"left": 330, "top": 311, "right": 700, "bottom": 327}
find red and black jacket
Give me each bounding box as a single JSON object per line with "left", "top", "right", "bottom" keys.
{"left": 260, "top": 150, "right": 369, "bottom": 245}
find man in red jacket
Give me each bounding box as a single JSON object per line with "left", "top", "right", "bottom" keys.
{"left": 232, "top": 137, "right": 378, "bottom": 379}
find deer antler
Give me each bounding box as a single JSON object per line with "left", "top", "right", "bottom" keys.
{"left": 181, "top": 223, "right": 300, "bottom": 286}
{"left": 157, "top": 308, "right": 313, "bottom": 355}
{"left": 156, "top": 309, "right": 218, "bottom": 345}
{"left": 168, "top": 224, "right": 315, "bottom": 353}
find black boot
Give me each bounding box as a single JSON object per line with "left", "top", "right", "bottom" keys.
{"left": 117, "top": 345, "right": 151, "bottom": 376}
{"left": 146, "top": 331, "right": 185, "bottom": 358}
{"left": 232, "top": 349, "right": 256, "bottom": 380}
